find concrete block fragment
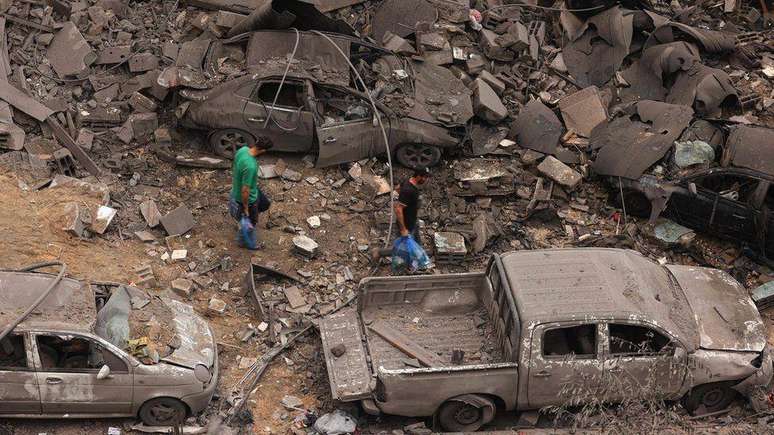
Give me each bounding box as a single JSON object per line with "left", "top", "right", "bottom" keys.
{"left": 47, "top": 22, "right": 97, "bottom": 78}
{"left": 537, "top": 156, "right": 582, "bottom": 188}
{"left": 283, "top": 286, "right": 307, "bottom": 309}
{"left": 75, "top": 128, "right": 94, "bottom": 151}
{"left": 208, "top": 297, "right": 226, "bottom": 315}
{"left": 171, "top": 278, "right": 194, "bottom": 297}
{"left": 140, "top": 199, "right": 161, "bottom": 227}
{"left": 496, "top": 21, "right": 529, "bottom": 50}
{"left": 129, "top": 92, "right": 157, "bottom": 113}
{"left": 382, "top": 31, "right": 415, "bottom": 54}
{"left": 63, "top": 202, "right": 88, "bottom": 237}
{"left": 479, "top": 28, "right": 514, "bottom": 62}
{"left": 215, "top": 10, "right": 247, "bottom": 29}
{"left": 558, "top": 85, "right": 607, "bottom": 138}
{"left": 160, "top": 205, "right": 195, "bottom": 236}
{"left": 293, "top": 235, "right": 318, "bottom": 258}
{"left": 471, "top": 78, "right": 507, "bottom": 124}
{"left": 91, "top": 205, "right": 117, "bottom": 234}
{"left": 128, "top": 53, "right": 159, "bottom": 73}
{"left": 170, "top": 249, "right": 188, "bottom": 261}
{"left": 134, "top": 264, "right": 156, "bottom": 288}
{"left": 478, "top": 70, "right": 505, "bottom": 95}
{"left": 128, "top": 112, "right": 158, "bottom": 141}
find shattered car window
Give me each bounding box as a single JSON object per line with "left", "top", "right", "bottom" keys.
{"left": 543, "top": 324, "right": 597, "bottom": 358}
{"left": 609, "top": 324, "right": 670, "bottom": 355}
{"left": 256, "top": 82, "right": 305, "bottom": 108}
{"left": 0, "top": 335, "right": 28, "bottom": 369}
{"left": 314, "top": 87, "right": 371, "bottom": 126}
{"left": 697, "top": 174, "right": 759, "bottom": 203}
{"left": 36, "top": 335, "right": 127, "bottom": 373}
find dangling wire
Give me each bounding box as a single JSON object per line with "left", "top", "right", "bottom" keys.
{"left": 310, "top": 30, "right": 396, "bottom": 249}
{"left": 263, "top": 28, "right": 301, "bottom": 131}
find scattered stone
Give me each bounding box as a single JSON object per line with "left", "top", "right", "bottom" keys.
{"left": 281, "top": 395, "right": 303, "bottom": 410}
{"left": 558, "top": 85, "right": 608, "bottom": 138}
{"left": 283, "top": 286, "right": 307, "bottom": 309}
{"left": 160, "top": 205, "right": 195, "bottom": 236}
{"left": 537, "top": 156, "right": 582, "bottom": 188}
{"left": 307, "top": 216, "right": 321, "bottom": 228}
{"left": 171, "top": 249, "right": 188, "bottom": 261}
{"left": 134, "top": 230, "right": 155, "bottom": 242}
{"left": 293, "top": 235, "right": 318, "bottom": 258}
{"left": 90, "top": 205, "right": 117, "bottom": 234}
{"left": 62, "top": 202, "right": 88, "bottom": 237}
{"left": 471, "top": 78, "right": 507, "bottom": 124}
{"left": 171, "top": 278, "right": 194, "bottom": 297}
{"left": 281, "top": 168, "right": 303, "bottom": 182}
{"left": 208, "top": 297, "right": 227, "bottom": 315}
{"left": 134, "top": 264, "right": 156, "bottom": 288}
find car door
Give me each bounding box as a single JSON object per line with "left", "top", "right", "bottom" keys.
{"left": 313, "top": 85, "right": 387, "bottom": 167}
{"left": 33, "top": 333, "right": 133, "bottom": 415}
{"left": 242, "top": 79, "right": 315, "bottom": 152}
{"left": 528, "top": 322, "right": 605, "bottom": 408}
{"left": 601, "top": 322, "right": 687, "bottom": 403}
{"left": 0, "top": 332, "right": 41, "bottom": 414}
{"left": 666, "top": 171, "right": 760, "bottom": 243}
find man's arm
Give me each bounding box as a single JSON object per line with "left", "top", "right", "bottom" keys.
{"left": 394, "top": 202, "right": 409, "bottom": 236}
{"left": 241, "top": 186, "right": 250, "bottom": 216}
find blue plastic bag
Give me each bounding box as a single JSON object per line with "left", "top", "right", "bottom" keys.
{"left": 391, "top": 235, "right": 431, "bottom": 272}
{"left": 240, "top": 216, "right": 257, "bottom": 249}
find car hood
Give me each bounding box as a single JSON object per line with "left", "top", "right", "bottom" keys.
{"left": 667, "top": 265, "right": 767, "bottom": 352}
{"left": 160, "top": 298, "right": 216, "bottom": 369}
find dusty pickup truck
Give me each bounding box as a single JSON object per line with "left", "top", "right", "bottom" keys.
{"left": 0, "top": 266, "right": 218, "bottom": 426}
{"left": 319, "top": 248, "right": 772, "bottom": 431}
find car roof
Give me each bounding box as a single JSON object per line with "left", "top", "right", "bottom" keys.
{"left": 500, "top": 248, "right": 700, "bottom": 350}
{"left": 0, "top": 271, "right": 95, "bottom": 334}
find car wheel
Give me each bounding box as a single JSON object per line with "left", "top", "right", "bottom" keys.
{"left": 682, "top": 382, "right": 738, "bottom": 414}
{"left": 437, "top": 397, "right": 494, "bottom": 432}
{"left": 209, "top": 129, "right": 255, "bottom": 159}
{"left": 396, "top": 144, "right": 442, "bottom": 169}
{"left": 139, "top": 397, "right": 188, "bottom": 426}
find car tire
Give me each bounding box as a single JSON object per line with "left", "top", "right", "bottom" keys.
{"left": 209, "top": 129, "right": 255, "bottom": 159}
{"left": 682, "top": 382, "right": 738, "bottom": 414}
{"left": 139, "top": 397, "right": 188, "bottom": 426}
{"left": 396, "top": 144, "right": 442, "bottom": 169}
{"left": 437, "top": 396, "right": 494, "bottom": 432}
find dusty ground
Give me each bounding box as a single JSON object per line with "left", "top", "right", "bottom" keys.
{"left": 1, "top": 151, "right": 773, "bottom": 435}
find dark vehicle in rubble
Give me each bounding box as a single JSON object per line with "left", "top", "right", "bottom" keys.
{"left": 319, "top": 249, "right": 772, "bottom": 432}
{"left": 0, "top": 269, "right": 218, "bottom": 426}
{"left": 177, "top": 30, "right": 472, "bottom": 169}
{"left": 615, "top": 124, "right": 774, "bottom": 259}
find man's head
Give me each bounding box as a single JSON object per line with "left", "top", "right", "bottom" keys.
{"left": 248, "top": 136, "right": 273, "bottom": 156}
{"left": 410, "top": 166, "right": 431, "bottom": 185}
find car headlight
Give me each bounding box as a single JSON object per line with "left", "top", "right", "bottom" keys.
{"left": 194, "top": 364, "right": 212, "bottom": 383}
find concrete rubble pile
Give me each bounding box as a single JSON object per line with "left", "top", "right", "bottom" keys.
{"left": 0, "top": 0, "right": 773, "bottom": 432}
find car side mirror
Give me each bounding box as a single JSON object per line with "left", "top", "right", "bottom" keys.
{"left": 688, "top": 183, "right": 697, "bottom": 196}
{"left": 97, "top": 365, "right": 112, "bottom": 380}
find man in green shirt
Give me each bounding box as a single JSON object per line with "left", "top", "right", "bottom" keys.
{"left": 229, "top": 137, "right": 272, "bottom": 249}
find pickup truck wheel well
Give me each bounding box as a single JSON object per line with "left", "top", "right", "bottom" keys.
{"left": 435, "top": 394, "right": 499, "bottom": 432}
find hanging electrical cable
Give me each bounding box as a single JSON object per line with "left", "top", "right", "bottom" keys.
{"left": 263, "top": 27, "right": 301, "bottom": 131}
{"left": 310, "top": 30, "right": 396, "bottom": 249}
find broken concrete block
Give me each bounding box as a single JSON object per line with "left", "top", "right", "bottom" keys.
{"left": 134, "top": 230, "right": 155, "bottom": 242}
{"left": 433, "top": 231, "right": 467, "bottom": 264}
{"left": 47, "top": 22, "right": 97, "bottom": 78}
{"left": 558, "top": 86, "right": 608, "bottom": 138}
{"left": 293, "top": 235, "right": 318, "bottom": 258}
{"left": 307, "top": 215, "right": 321, "bottom": 228}
{"left": 63, "top": 202, "right": 88, "bottom": 237}
{"left": 673, "top": 141, "right": 715, "bottom": 168}
{"left": 162, "top": 41, "right": 179, "bottom": 61}
{"left": 134, "top": 264, "right": 156, "bottom": 288}
{"left": 128, "top": 112, "right": 158, "bottom": 140}
{"left": 140, "top": 199, "right": 161, "bottom": 227}
{"left": 75, "top": 128, "right": 94, "bottom": 151}
{"left": 128, "top": 53, "right": 159, "bottom": 73}
{"left": 160, "top": 205, "right": 195, "bottom": 236}
{"left": 497, "top": 21, "right": 529, "bottom": 50}
{"left": 95, "top": 45, "right": 131, "bottom": 65}
{"left": 537, "top": 156, "right": 582, "bottom": 188}
{"left": 471, "top": 78, "right": 507, "bottom": 124}
{"left": 652, "top": 219, "right": 695, "bottom": 247}
{"left": 510, "top": 100, "right": 563, "bottom": 155}
{"left": 281, "top": 168, "right": 303, "bottom": 182}
{"left": 382, "top": 31, "right": 415, "bottom": 54}
{"left": 170, "top": 249, "right": 188, "bottom": 262}
{"left": 215, "top": 10, "right": 247, "bottom": 29}
{"left": 90, "top": 205, "right": 117, "bottom": 234}
{"left": 752, "top": 281, "right": 774, "bottom": 310}
{"left": 283, "top": 286, "right": 307, "bottom": 309}
{"left": 171, "top": 278, "right": 194, "bottom": 297}
{"left": 478, "top": 70, "right": 505, "bottom": 95}
{"left": 129, "top": 92, "right": 157, "bottom": 113}
{"left": 479, "top": 28, "right": 514, "bottom": 62}
{"left": 281, "top": 395, "right": 303, "bottom": 410}
{"left": 208, "top": 297, "right": 227, "bottom": 315}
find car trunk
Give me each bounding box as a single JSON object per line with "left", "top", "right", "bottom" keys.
{"left": 667, "top": 265, "right": 767, "bottom": 352}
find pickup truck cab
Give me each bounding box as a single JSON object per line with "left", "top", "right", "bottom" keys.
{"left": 319, "top": 248, "right": 772, "bottom": 431}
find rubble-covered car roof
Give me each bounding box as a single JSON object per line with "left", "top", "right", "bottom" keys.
{"left": 500, "top": 248, "right": 700, "bottom": 350}
{"left": 0, "top": 271, "right": 95, "bottom": 333}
